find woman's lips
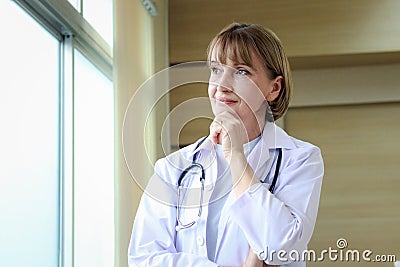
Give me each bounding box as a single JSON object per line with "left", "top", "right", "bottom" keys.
{"left": 216, "top": 97, "right": 238, "bottom": 105}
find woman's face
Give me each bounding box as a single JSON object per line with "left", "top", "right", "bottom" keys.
{"left": 208, "top": 49, "right": 279, "bottom": 125}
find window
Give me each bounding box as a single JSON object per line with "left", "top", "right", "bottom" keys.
{"left": 82, "top": 0, "right": 113, "bottom": 46}
{"left": 0, "top": 2, "right": 60, "bottom": 266}
{"left": 68, "top": 0, "right": 80, "bottom": 9}
{"left": 67, "top": 0, "right": 114, "bottom": 46}
{"left": 0, "top": 1, "right": 114, "bottom": 266}
{"left": 74, "top": 49, "right": 114, "bottom": 267}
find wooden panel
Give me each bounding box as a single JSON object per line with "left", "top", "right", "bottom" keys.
{"left": 291, "top": 63, "right": 400, "bottom": 107}
{"left": 169, "top": 83, "right": 208, "bottom": 110}
{"left": 178, "top": 117, "right": 212, "bottom": 148}
{"left": 290, "top": 52, "right": 400, "bottom": 70}
{"left": 169, "top": 63, "right": 400, "bottom": 148}
{"left": 114, "top": 0, "right": 168, "bottom": 265}
{"left": 285, "top": 103, "right": 400, "bottom": 266}
{"left": 169, "top": 83, "right": 212, "bottom": 149}
{"left": 169, "top": 0, "right": 400, "bottom": 67}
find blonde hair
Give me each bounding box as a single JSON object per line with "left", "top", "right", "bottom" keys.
{"left": 207, "top": 23, "right": 292, "bottom": 121}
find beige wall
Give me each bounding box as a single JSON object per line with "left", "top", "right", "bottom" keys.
{"left": 284, "top": 65, "right": 400, "bottom": 265}
{"left": 113, "top": 1, "right": 399, "bottom": 265}
{"left": 169, "top": 0, "right": 400, "bottom": 67}
{"left": 168, "top": 63, "right": 400, "bottom": 147}
{"left": 291, "top": 63, "right": 400, "bottom": 107}
{"left": 168, "top": 0, "right": 400, "bottom": 147}
{"left": 167, "top": 1, "right": 400, "bottom": 264}
{"left": 114, "top": 0, "right": 168, "bottom": 266}
{"left": 286, "top": 103, "right": 400, "bottom": 266}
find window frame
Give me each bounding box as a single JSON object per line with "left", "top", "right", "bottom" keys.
{"left": 12, "top": 1, "right": 114, "bottom": 267}
{"left": 15, "top": 0, "right": 112, "bottom": 79}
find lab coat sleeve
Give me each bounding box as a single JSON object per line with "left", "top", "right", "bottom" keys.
{"left": 128, "top": 159, "right": 218, "bottom": 267}
{"left": 229, "top": 146, "right": 324, "bottom": 265}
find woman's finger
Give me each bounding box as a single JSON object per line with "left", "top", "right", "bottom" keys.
{"left": 241, "top": 248, "right": 264, "bottom": 267}
{"left": 209, "top": 120, "right": 224, "bottom": 144}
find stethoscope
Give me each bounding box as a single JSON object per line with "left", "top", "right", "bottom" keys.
{"left": 176, "top": 137, "right": 283, "bottom": 231}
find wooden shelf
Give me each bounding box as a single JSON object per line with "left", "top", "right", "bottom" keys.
{"left": 169, "top": 0, "right": 400, "bottom": 69}
{"left": 289, "top": 51, "right": 400, "bottom": 70}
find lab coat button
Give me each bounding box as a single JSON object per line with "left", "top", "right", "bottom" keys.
{"left": 197, "top": 236, "right": 205, "bottom": 246}
{"left": 207, "top": 184, "right": 214, "bottom": 191}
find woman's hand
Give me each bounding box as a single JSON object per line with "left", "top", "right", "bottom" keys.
{"left": 219, "top": 249, "right": 279, "bottom": 267}
{"left": 241, "top": 249, "right": 265, "bottom": 267}
{"left": 209, "top": 110, "right": 247, "bottom": 162}
{"left": 209, "top": 111, "right": 260, "bottom": 197}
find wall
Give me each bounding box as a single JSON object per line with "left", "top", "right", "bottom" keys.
{"left": 168, "top": 0, "right": 400, "bottom": 264}
{"left": 286, "top": 102, "right": 400, "bottom": 267}
{"left": 113, "top": 0, "right": 168, "bottom": 266}
{"left": 169, "top": 0, "right": 400, "bottom": 67}
{"left": 168, "top": 0, "right": 400, "bottom": 148}
{"left": 285, "top": 65, "right": 400, "bottom": 266}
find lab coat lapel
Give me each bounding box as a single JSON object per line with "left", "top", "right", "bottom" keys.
{"left": 247, "top": 122, "right": 297, "bottom": 183}
{"left": 247, "top": 138, "right": 271, "bottom": 183}
{"left": 214, "top": 189, "right": 236, "bottom": 260}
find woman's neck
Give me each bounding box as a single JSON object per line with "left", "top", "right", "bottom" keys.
{"left": 242, "top": 111, "right": 266, "bottom": 142}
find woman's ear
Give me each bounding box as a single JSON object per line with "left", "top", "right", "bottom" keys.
{"left": 266, "top": 76, "right": 283, "bottom": 102}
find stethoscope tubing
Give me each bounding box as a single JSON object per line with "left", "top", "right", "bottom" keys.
{"left": 176, "top": 137, "right": 282, "bottom": 230}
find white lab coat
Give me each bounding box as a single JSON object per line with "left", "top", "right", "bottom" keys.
{"left": 128, "top": 123, "right": 324, "bottom": 266}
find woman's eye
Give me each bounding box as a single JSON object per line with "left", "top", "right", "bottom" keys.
{"left": 210, "top": 67, "right": 221, "bottom": 75}
{"left": 237, "top": 69, "right": 249, "bottom": 75}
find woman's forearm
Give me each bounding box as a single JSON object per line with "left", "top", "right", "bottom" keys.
{"left": 229, "top": 151, "right": 260, "bottom": 197}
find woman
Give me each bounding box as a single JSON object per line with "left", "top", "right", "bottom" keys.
{"left": 128, "top": 23, "right": 324, "bottom": 267}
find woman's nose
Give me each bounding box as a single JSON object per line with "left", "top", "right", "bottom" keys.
{"left": 216, "top": 72, "right": 234, "bottom": 92}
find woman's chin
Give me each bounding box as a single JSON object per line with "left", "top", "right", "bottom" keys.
{"left": 212, "top": 102, "right": 237, "bottom": 116}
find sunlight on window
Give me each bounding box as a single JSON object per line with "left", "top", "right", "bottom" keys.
{"left": 67, "top": 0, "right": 113, "bottom": 46}
{"left": 83, "top": 0, "right": 113, "bottom": 46}
{"left": 67, "top": 0, "right": 81, "bottom": 11}
{"left": 73, "top": 49, "right": 114, "bottom": 267}
{"left": 0, "top": 1, "right": 59, "bottom": 267}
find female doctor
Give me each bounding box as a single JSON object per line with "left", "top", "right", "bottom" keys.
{"left": 128, "top": 23, "right": 324, "bottom": 267}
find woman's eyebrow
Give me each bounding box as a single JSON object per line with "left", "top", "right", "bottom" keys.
{"left": 209, "top": 60, "right": 256, "bottom": 71}
{"left": 209, "top": 60, "right": 220, "bottom": 65}
{"left": 234, "top": 62, "right": 256, "bottom": 70}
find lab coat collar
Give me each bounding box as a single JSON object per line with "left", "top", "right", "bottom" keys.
{"left": 260, "top": 122, "right": 297, "bottom": 150}
{"left": 187, "top": 136, "right": 215, "bottom": 160}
